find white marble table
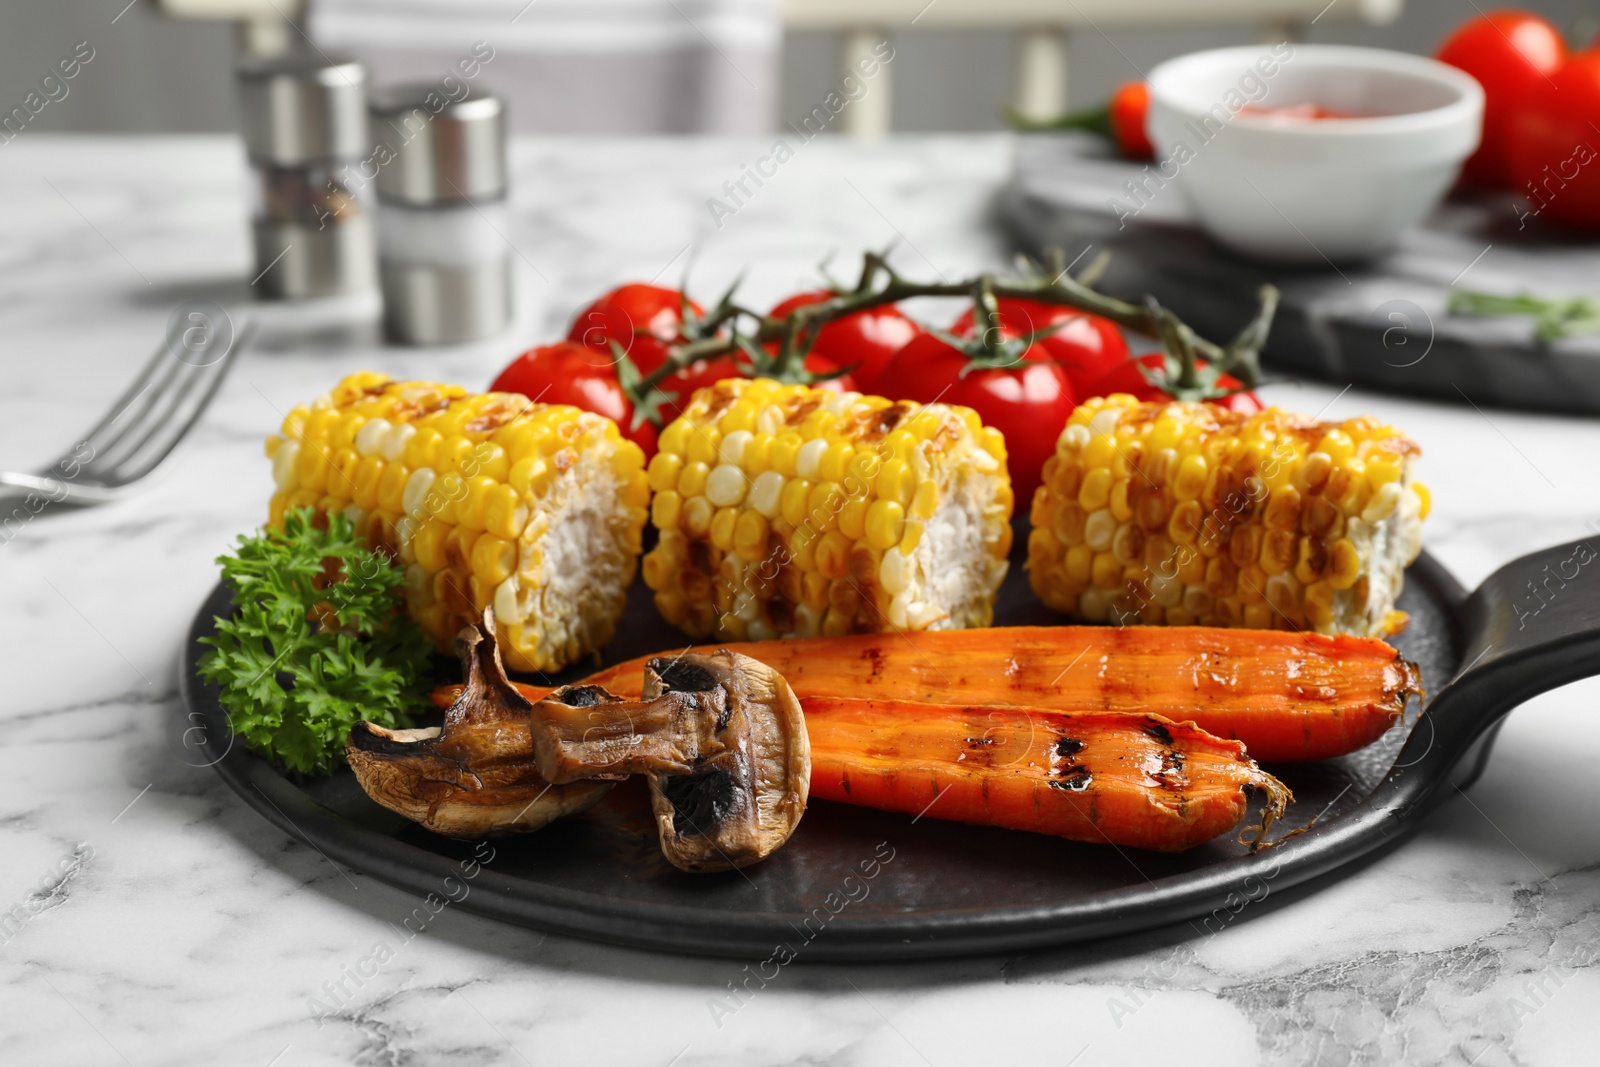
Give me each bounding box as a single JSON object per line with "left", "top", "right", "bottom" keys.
{"left": 3, "top": 134, "right": 1599, "bottom": 1067}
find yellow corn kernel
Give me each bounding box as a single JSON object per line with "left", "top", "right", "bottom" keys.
{"left": 1078, "top": 467, "right": 1112, "bottom": 511}
{"left": 683, "top": 495, "right": 714, "bottom": 537}
{"left": 648, "top": 451, "right": 684, "bottom": 492}
{"left": 1365, "top": 447, "right": 1403, "bottom": 488}
{"left": 1304, "top": 581, "right": 1335, "bottom": 629}
{"left": 412, "top": 519, "right": 449, "bottom": 573}
{"left": 471, "top": 534, "right": 516, "bottom": 586}
{"left": 781, "top": 478, "right": 813, "bottom": 527}
{"left": 685, "top": 426, "right": 721, "bottom": 466}
{"left": 709, "top": 507, "right": 738, "bottom": 550}
{"left": 1065, "top": 543, "right": 1094, "bottom": 583}
{"left": 734, "top": 511, "right": 769, "bottom": 562}
{"left": 678, "top": 461, "right": 710, "bottom": 499}
{"left": 1413, "top": 481, "right": 1431, "bottom": 520}
{"left": 901, "top": 518, "right": 926, "bottom": 555}
{"left": 910, "top": 480, "right": 940, "bottom": 520}
{"left": 653, "top": 489, "right": 683, "bottom": 529}
{"left": 1109, "top": 480, "right": 1133, "bottom": 523}
{"left": 1328, "top": 538, "right": 1361, "bottom": 590}
{"left": 865, "top": 500, "right": 905, "bottom": 552}
{"left": 483, "top": 483, "right": 528, "bottom": 540}
{"left": 1091, "top": 551, "right": 1122, "bottom": 589}
{"left": 1173, "top": 454, "right": 1208, "bottom": 502}
{"left": 456, "top": 475, "right": 497, "bottom": 531}
{"left": 838, "top": 497, "right": 870, "bottom": 541}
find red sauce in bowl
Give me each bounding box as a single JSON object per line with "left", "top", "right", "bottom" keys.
{"left": 1238, "top": 102, "right": 1374, "bottom": 120}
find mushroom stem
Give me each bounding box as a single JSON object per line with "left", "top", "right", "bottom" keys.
{"left": 529, "top": 686, "right": 732, "bottom": 783}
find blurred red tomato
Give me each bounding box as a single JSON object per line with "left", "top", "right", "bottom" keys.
{"left": 879, "top": 332, "right": 1077, "bottom": 504}
{"left": 766, "top": 290, "right": 920, "bottom": 394}
{"left": 1109, "top": 81, "right": 1154, "bottom": 160}
{"left": 567, "top": 283, "right": 740, "bottom": 417}
{"left": 1087, "top": 353, "right": 1262, "bottom": 414}
{"left": 491, "top": 341, "right": 660, "bottom": 455}
{"left": 1508, "top": 51, "right": 1600, "bottom": 229}
{"left": 1436, "top": 10, "right": 1566, "bottom": 187}
{"left": 951, "top": 298, "right": 1130, "bottom": 398}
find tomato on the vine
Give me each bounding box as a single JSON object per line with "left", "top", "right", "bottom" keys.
{"left": 1508, "top": 51, "right": 1600, "bottom": 229}
{"left": 1436, "top": 10, "right": 1566, "bottom": 188}
{"left": 490, "top": 341, "right": 660, "bottom": 455}
{"left": 1086, "top": 353, "right": 1262, "bottom": 414}
{"left": 766, "top": 290, "right": 920, "bottom": 394}
{"left": 567, "top": 282, "right": 740, "bottom": 416}
{"left": 1108, "top": 81, "right": 1154, "bottom": 161}
{"left": 878, "top": 332, "right": 1078, "bottom": 504}
{"left": 950, "top": 298, "right": 1130, "bottom": 398}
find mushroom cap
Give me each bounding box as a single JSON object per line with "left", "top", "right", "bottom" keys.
{"left": 641, "top": 650, "right": 810, "bottom": 872}
{"left": 346, "top": 610, "right": 612, "bottom": 838}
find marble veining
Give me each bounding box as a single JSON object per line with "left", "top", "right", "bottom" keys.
{"left": 2, "top": 134, "right": 1599, "bottom": 1067}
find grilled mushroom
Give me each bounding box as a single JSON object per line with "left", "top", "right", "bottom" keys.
{"left": 347, "top": 612, "right": 611, "bottom": 837}
{"left": 532, "top": 650, "right": 810, "bottom": 872}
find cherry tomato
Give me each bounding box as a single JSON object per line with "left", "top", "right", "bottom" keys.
{"left": 567, "top": 282, "right": 740, "bottom": 415}
{"left": 879, "top": 332, "right": 1077, "bottom": 504}
{"left": 491, "top": 341, "right": 659, "bottom": 456}
{"left": 1508, "top": 51, "right": 1600, "bottom": 230}
{"left": 1109, "top": 81, "right": 1154, "bottom": 160}
{"left": 951, "top": 298, "right": 1130, "bottom": 398}
{"left": 1436, "top": 10, "right": 1566, "bottom": 188}
{"left": 766, "top": 290, "right": 920, "bottom": 394}
{"left": 1086, "top": 353, "right": 1262, "bottom": 414}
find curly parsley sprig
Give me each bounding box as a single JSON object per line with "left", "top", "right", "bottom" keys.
{"left": 198, "top": 508, "right": 434, "bottom": 776}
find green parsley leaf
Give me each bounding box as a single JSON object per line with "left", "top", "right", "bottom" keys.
{"left": 198, "top": 508, "right": 434, "bottom": 776}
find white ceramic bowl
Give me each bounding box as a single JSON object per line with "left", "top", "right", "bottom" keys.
{"left": 1144, "top": 45, "right": 1483, "bottom": 263}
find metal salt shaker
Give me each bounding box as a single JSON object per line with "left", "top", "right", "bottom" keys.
{"left": 235, "top": 52, "right": 376, "bottom": 300}
{"left": 368, "top": 87, "right": 512, "bottom": 345}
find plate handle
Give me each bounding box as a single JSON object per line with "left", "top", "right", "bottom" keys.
{"left": 1391, "top": 538, "right": 1600, "bottom": 802}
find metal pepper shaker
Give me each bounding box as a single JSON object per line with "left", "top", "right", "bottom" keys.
{"left": 368, "top": 86, "right": 513, "bottom": 345}
{"left": 235, "top": 52, "right": 376, "bottom": 300}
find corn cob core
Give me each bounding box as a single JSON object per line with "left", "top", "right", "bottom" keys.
{"left": 641, "top": 377, "right": 1013, "bottom": 641}
{"left": 1028, "top": 395, "right": 1428, "bottom": 636}
{"left": 264, "top": 371, "right": 649, "bottom": 673}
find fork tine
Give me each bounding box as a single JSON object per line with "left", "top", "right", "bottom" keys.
{"left": 101, "top": 323, "right": 252, "bottom": 485}
{"left": 81, "top": 351, "right": 190, "bottom": 476}
{"left": 75, "top": 333, "right": 182, "bottom": 457}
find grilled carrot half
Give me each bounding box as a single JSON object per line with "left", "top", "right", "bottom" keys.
{"left": 432, "top": 626, "right": 1420, "bottom": 762}
{"left": 802, "top": 699, "right": 1289, "bottom": 851}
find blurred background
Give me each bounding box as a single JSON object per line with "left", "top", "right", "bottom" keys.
{"left": 7, "top": 0, "right": 1595, "bottom": 138}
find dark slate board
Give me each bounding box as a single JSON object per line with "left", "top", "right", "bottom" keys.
{"left": 1002, "top": 133, "right": 1600, "bottom": 413}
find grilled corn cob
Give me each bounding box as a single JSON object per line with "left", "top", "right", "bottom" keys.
{"left": 264, "top": 371, "right": 649, "bottom": 672}
{"left": 1028, "top": 395, "right": 1427, "bottom": 636}
{"left": 641, "top": 377, "right": 1013, "bottom": 640}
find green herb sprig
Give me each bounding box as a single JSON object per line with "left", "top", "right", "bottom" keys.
{"left": 198, "top": 508, "right": 434, "bottom": 776}
{"left": 1449, "top": 290, "right": 1600, "bottom": 343}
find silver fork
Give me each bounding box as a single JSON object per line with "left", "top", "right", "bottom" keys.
{"left": 0, "top": 317, "right": 252, "bottom": 509}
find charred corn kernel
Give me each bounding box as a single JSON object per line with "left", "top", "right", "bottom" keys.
{"left": 267, "top": 373, "right": 645, "bottom": 672}
{"left": 1029, "top": 396, "right": 1425, "bottom": 636}
{"left": 643, "top": 377, "right": 1011, "bottom": 638}
{"left": 1173, "top": 454, "right": 1208, "bottom": 501}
